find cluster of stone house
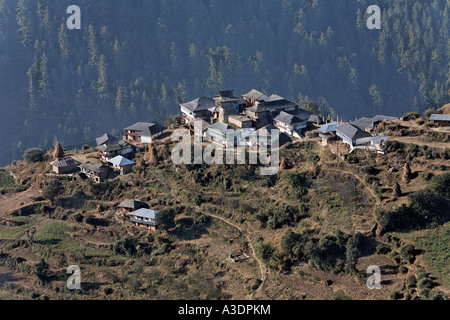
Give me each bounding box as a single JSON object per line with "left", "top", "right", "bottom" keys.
{"left": 318, "top": 115, "right": 396, "bottom": 153}
{"left": 180, "top": 89, "right": 319, "bottom": 146}
{"left": 180, "top": 89, "right": 398, "bottom": 153}
{"left": 50, "top": 121, "right": 167, "bottom": 183}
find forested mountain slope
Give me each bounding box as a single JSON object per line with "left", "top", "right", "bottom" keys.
{"left": 0, "top": 0, "right": 449, "bottom": 165}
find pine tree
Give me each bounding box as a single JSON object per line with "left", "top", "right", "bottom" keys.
{"left": 16, "top": 0, "right": 31, "bottom": 47}
{"left": 27, "top": 60, "right": 39, "bottom": 109}
{"left": 38, "top": 52, "right": 49, "bottom": 98}
{"left": 58, "top": 23, "right": 70, "bottom": 57}
{"left": 115, "top": 86, "right": 128, "bottom": 112}
{"left": 88, "top": 25, "right": 98, "bottom": 65}
{"left": 97, "top": 55, "right": 108, "bottom": 99}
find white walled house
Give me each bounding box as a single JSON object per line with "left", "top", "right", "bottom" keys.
{"left": 273, "top": 111, "right": 307, "bottom": 138}
{"left": 123, "top": 122, "right": 167, "bottom": 144}
{"left": 336, "top": 124, "right": 372, "bottom": 148}
{"left": 180, "top": 97, "right": 216, "bottom": 123}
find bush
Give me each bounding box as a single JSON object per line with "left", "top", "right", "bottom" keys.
{"left": 376, "top": 243, "right": 391, "bottom": 255}
{"left": 417, "top": 277, "right": 434, "bottom": 291}
{"left": 24, "top": 148, "right": 44, "bottom": 163}
{"left": 382, "top": 141, "right": 405, "bottom": 154}
{"left": 255, "top": 242, "right": 275, "bottom": 265}
{"left": 400, "top": 244, "right": 416, "bottom": 264}
{"left": 420, "top": 171, "right": 434, "bottom": 182}
{"left": 406, "top": 275, "right": 417, "bottom": 288}
{"left": 399, "top": 265, "right": 408, "bottom": 274}
{"left": 403, "top": 112, "right": 421, "bottom": 121}
{"left": 156, "top": 207, "right": 177, "bottom": 231}
{"left": 42, "top": 179, "right": 63, "bottom": 205}
{"left": 389, "top": 291, "right": 402, "bottom": 300}
{"left": 428, "top": 291, "right": 446, "bottom": 300}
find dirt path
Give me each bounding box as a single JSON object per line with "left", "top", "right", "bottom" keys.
{"left": 205, "top": 212, "right": 267, "bottom": 296}
{"left": 148, "top": 169, "right": 269, "bottom": 298}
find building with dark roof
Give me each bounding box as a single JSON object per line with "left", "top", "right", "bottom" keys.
{"left": 351, "top": 115, "right": 398, "bottom": 132}
{"left": 242, "top": 89, "right": 269, "bottom": 105}
{"left": 206, "top": 122, "right": 236, "bottom": 146}
{"left": 97, "top": 140, "right": 136, "bottom": 162}
{"left": 79, "top": 162, "right": 109, "bottom": 183}
{"left": 118, "top": 199, "right": 148, "bottom": 216}
{"left": 430, "top": 114, "right": 450, "bottom": 127}
{"left": 250, "top": 124, "right": 280, "bottom": 147}
{"left": 123, "top": 122, "right": 167, "bottom": 144}
{"left": 180, "top": 97, "right": 216, "bottom": 123}
{"left": 96, "top": 133, "right": 119, "bottom": 147}
{"left": 50, "top": 157, "right": 81, "bottom": 174}
{"left": 273, "top": 111, "right": 307, "bottom": 138}
{"left": 336, "top": 124, "right": 372, "bottom": 148}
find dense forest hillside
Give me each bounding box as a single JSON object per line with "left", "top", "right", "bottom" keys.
{"left": 0, "top": 0, "right": 449, "bottom": 165}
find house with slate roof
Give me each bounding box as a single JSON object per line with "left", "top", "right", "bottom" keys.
{"left": 117, "top": 199, "right": 148, "bottom": 216}
{"left": 123, "top": 122, "right": 167, "bottom": 144}
{"left": 273, "top": 111, "right": 307, "bottom": 138}
{"left": 430, "top": 114, "right": 450, "bottom": 127}
{"left": 250, "top": 124, "right": 280, "bottom": 148}
{"left": 180, "top": 97, "right": 216, "bottom": 123}
{"left": 336, "top": 123, "right": 372, "bottom": 148}
{"left": 97, "top": 140, "right": 136, "bottom": 162}
{"left": 206, "top": 122, "right": 236, "bottom": 146}
{"left": 214, "top": 90, "right": 246, "bottom": 122}
{"left": 129, "top": 208, "right": 159, "bottom": 230}
{"left": 352, "top": 115, "right": 398, "bottom": 132}
{"left": 318, "top": 122, "right": 341, "bottom": 146}
{"left": 108, "top": 155, "right": 136, "bottom": 175}
{"left": 50, "top": 157, "right": 81, "bottom": 174}
{"left": 79, "top": 162, "right": 109, "bottom": 183}
{"left": 96, "top": 133, "right": 119, "bottom": 147}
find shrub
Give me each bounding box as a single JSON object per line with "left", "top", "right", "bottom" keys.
{"left": 420, "top": 171, "right": 434, "bottom": 182}
{"left": 389, "top": 291, "right": 402, "bottom": 300}
{"left": 308, "top": 153, "right": 320, "bottom": 164}
{"left": 24, "top": 148, "right": 44, "bottom": 163}
{"left": 382, "top": 141, "right": 405, "bottom": 154}
{"left": 428, "top": 291, "right": 446, "bottom": 300}
{"left": 400, "top": 244, "right": 416, "bottom": 264}
{"left": 417, "top": 277, "right": 434, "bottom": 291}
{"left": 406, "top": 275, "right": 417, "bottom": 288}
{"left": 156, "top": 207, "right": 177, "bottom": 231}
{"left": 399, "top": 265, "right": 408, "bottom": 274}
{"left": 403, "top": 112, "right": 421, "bottom": 121}
{"left": 42, "top": 179, "right": 64, "bottom": 205}
{"left": 255, "top": 242, "right": 275, "bottom": 265}
{"left": 376, "top": 243, "right": 391, "bottom": 255}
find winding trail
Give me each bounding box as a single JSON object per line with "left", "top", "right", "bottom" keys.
{"left": 148, "top": 170, "right": 269, "bottom": 298}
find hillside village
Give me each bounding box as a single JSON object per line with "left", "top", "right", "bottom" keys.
{"left": 14, "top": 90, "right": 450, "bottom": 241}
{"left": 42, "top": 89, "right": 406, "bottom": 230}
{"left": 0, "top": 91, "right": 449, "bottom": 300}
